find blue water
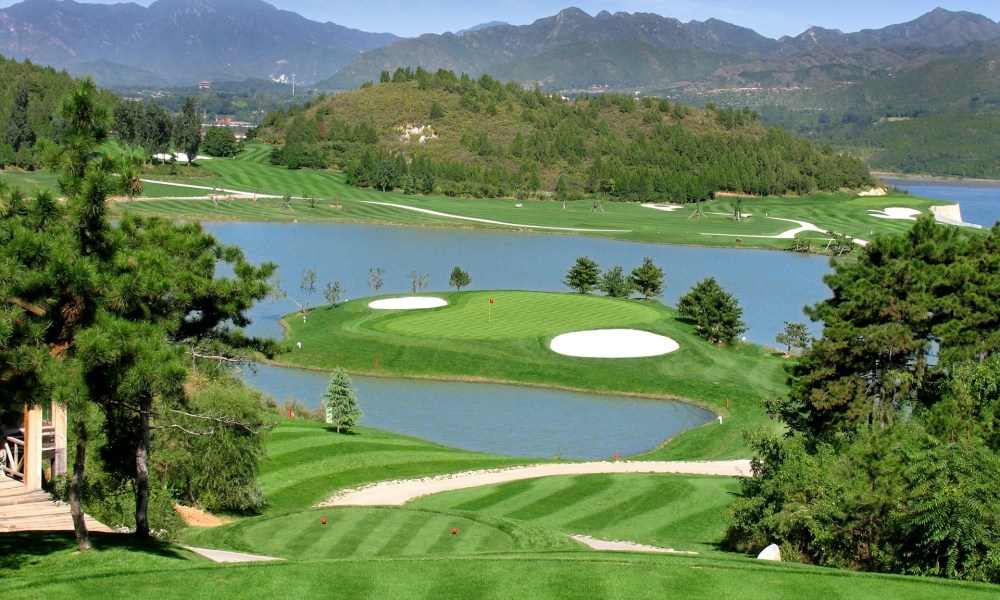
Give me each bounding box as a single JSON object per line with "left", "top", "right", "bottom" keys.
{"left": 884, "top": 178, "right": 1000, "bottom": 227}
{"left": 244, "top": 363, "right": 713, "bottom": 460}
{"left": 205, "top": 182, "right": 995, "bottom": 458}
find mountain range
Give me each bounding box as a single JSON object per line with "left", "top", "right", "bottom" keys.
{"left": 1, "top": 0, "right": 998, "bottom": 92}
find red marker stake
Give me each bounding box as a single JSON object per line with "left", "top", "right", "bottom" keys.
{"left": 452, "top": 528, "right": 458, "bottom": 535}
{"left": 321, "top": 518, "right": 327, "bottom": 525}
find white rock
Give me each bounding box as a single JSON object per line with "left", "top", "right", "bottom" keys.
{"left": 757, "top": 543, "right": 782, "bottom": 561}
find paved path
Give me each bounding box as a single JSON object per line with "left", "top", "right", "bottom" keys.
{"left": 320, "top": 460, "right": 752, "bottom": 507}
{"left": 184, "top": 546, "right": 283, "bottom": 563}
{"left": 360, "top": 201, "right": 632, "bottom": 233}
{"left": 0, "top": 474, "right": 113, "bottom": 533}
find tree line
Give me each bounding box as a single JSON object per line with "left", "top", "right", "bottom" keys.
{"left": 727, "top": 217, "right": 1000, "bottom": 583}
{"left": 563, "top": 256, "right": 746, "bottom": 345}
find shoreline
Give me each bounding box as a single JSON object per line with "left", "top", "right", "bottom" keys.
{"left": 876, "top": 173, "right": 1000, "bottom": 189}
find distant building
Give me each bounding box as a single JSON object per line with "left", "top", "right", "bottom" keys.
{"left": 198, "top": 80, "right": 212, "bottom": 90}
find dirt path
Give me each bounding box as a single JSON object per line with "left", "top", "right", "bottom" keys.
{"left": 320, "top": 460, "right": 752, "bottom": 507}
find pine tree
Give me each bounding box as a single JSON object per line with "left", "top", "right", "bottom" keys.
{"left": 324, "top": 368, "right": 363, "bottom": 433}
{"left": 677, "top": 277, "right": 746, "bottom": 345}
{"left": 174, "top": 97, "right": 201, "bottom": 165}
{"left": 449, "top": 266, "right": 471, "bottom": 291}
{"left": 563, "top": 256, "right": 600, "bottom": 294}
{"left": 630, "top": 257, "right": 664, "bottom": 300}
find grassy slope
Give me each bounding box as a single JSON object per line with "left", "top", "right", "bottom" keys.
{"left": 111, "top": 140, "right": 953, "bottom": 252}
{"left": 276, "top": 291, "right": 788, "bottom": 459}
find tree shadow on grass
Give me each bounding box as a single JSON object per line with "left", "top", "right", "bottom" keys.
{"left": 0, "top": 531, "right": 190, "bottom": 572}
{"left": 322, "top": 426, "right": 360, "bottom": 435}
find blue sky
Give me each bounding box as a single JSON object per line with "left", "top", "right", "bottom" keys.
{"left": 2, "top": 1, "right": 998, "bottom": 38}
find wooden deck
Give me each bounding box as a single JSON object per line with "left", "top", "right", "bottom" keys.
{"left": 0, "top": 474, "right": 113, "bottom": 533}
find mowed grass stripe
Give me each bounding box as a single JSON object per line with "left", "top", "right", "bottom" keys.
{"left": 373, "top": 291, "right": 661, "bottom": 340}
{"left": 410, "top": 473, "right": 739, "bottom": 552}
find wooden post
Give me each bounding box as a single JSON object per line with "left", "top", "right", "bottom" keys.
{"left": 23, "top": 404, "right": 43, "bottom": 490}
{"left": 53, "top": 402, "right": 68, "bottom": 478}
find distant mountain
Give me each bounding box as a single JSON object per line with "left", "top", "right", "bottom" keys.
{"left": 455, "top": 21, "right": 508, "bottom": 36}
{"left": 320, "top": 7, "right": 1000, "bottom": 91}
{"left": 0, "top": 0, "right": 399, "bottom": 86}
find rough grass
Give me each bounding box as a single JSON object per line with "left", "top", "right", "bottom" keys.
{"left": 278, "top": 291, "right": 787, "bottom": 459}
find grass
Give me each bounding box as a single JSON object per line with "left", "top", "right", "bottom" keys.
{"left": 409, "top": 473, "right": 740, "bottom": 553}
{"left": 104, "top": 141, "right": 955, "bottom": 253}
{"left": 8, "top": 421, "right": 999, "bottom": 598}
{"left": 276, "top": 291, "right": 788, "bottom": 459}
{"left": 7, "top": 530, "right": 999, "bottom": 599}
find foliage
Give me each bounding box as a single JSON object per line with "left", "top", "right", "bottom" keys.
{"left": 449, "top": 266, "right": 471, "bottom": 291}
{"left": 563, "top": 256, "right": 600, "bottom": 294}
{"left": 156, "top": 376, "right": 274, "bottom": 512}
{"left": 409, "top": 269, "right": 428, "bottom": 293}
{"left": 598, "top": 265, "right": 633, "bottom": 298}
{"left": 323, "top": 281, "right": 343, "bottom": 307}
{"left": 730, "top": 221, "right": 1000, "bottom": 583}
{"left": 677, "top": 277, "right": 746, "bottom": 344}
{"left": 368, "top": 267, "right": 385, "bottom": 295}
{"left": 257, "top": 73, "right": 872, "bottom": 200}
{"left": 323, "top": 367, "right": 363, "bottom": 433}
{"left": 630, "top": 257, "right": 664, "bottom": 299}
{"left": 173, "top": 97, "right": 201, "bottom": 165}
{"left": 775, "top": 321, "right": 809, "bottom": 355}
{"left": 201, "top": 126, "right": 240, "bottom": 157}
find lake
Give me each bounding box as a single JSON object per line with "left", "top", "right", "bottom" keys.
{"left": 206, "top": 180, "right": 993, "bottom": 458}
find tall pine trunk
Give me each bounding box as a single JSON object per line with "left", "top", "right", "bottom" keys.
{"left": 70, "top": 418, "right": 91, "bottom": 551}
{"left": 134, "top": 403, "right": 150, "bottom": 537}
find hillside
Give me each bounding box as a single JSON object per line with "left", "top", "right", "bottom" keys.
{"left": 258, "top": 71, "right": 872, "bottom": 201}
{"left": 0, "top": 55, "right": 116, "bottom": 169}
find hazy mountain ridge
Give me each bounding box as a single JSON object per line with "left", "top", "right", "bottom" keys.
{"left": 0, "top": 0, "right": 399, "bottom": 85}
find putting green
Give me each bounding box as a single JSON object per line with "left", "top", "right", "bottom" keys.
{"left": 367, "top": 291, "right": 662, "bottom": 340}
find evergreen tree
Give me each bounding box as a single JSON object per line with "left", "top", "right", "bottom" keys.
{"left": 677, "top": 277, "right": 746, "bottom": 344}
{"left": 775, "top": 321, "right": 810, "bottom": 355}
{"left": 174, "top": 97, "right": 201, "bottom": 165}
{"left": 563, "top": 256, "right": 600, "bottom": 294}
{"left": 324, "top": 367, "right": 363, "bottom": 433}
{"left": 598, "top": 265, "right": 633, "bottom": 298}
{"left": 449, "top": 266, "right": 471, "bottom": 291}
{"left": 629, "top": 257, "right": 664, "bottom": 300}
{"left": 4, "top": 84, "right": 35, "bottom": 151}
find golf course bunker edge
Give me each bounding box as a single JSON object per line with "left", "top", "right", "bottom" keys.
{"left": 549, "top": 329, "right": 680, "bottom": 358}
{"left": 368, "top": 297, "right": 448, "bottom": 310}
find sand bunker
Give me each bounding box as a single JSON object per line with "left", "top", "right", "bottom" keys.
{"left": 550, "top": 329, "right": 679, "bottom": 358}
{"left": 641, "top": 203, "right": 684, "bottom": 212}
{"left": 368, "top": 297, "right": 448, "bottom": 310}
{"left": 869, "top": 207, "right": 921, "bottom": 220}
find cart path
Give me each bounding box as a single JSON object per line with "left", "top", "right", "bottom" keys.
{"left": 320, "top": 460, "right": 752, "bottom": 507}
{"left": 360, "top": 201, "right": 632, "bottom": 233}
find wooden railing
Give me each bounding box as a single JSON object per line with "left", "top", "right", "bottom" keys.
{"left": 1, "top": 436, "right": 24, "bottom": 480}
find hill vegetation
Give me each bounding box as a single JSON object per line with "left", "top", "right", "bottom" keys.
{"left": 258, "top": 69, "right": 872, "bottom": 201}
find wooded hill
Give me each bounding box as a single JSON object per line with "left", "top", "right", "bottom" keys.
{"left": 0, "top": 55, "right": 116, "bottom": 169}
{"left": 258, "top": 70, "right": 872, "bottom": 202}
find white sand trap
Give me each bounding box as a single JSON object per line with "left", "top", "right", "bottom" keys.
{"left": 368, "top": 297, "right": 448, "bottom": 310}
{"left": 550, "top": 329, "right": 679, "bottom": 358}
{"left": 641, "top": 203, "right": 684, "bottom": 212}
{"left": 869, "top": 207, "right": 921, "bottom": 220}
{"left": 153, "top": 152, "right": 212, "bottom": 162}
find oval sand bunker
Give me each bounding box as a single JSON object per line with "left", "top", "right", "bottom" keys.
{"left": 368, "top": 297, "right": 448, "bottom": 310}
{"left": 550, "top": 329, "right": 679, "bottom": 358}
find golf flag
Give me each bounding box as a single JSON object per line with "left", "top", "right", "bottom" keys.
{"left": 489, "top": 298, "right": 494, "bottom": 304}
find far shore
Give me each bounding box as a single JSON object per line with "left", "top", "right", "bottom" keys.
{"left": 875, "top": 173, "right": 1000, "bottom": 189}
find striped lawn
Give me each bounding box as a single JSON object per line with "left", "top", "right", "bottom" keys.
{"left": 409, "top": 473, "right": 739, "bottom": 553}
{"left": 9, "top": 532, "right": 1000, "bottom": 600}
{"left": 184, "top": 506, "right": 578, "bottom": 560}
